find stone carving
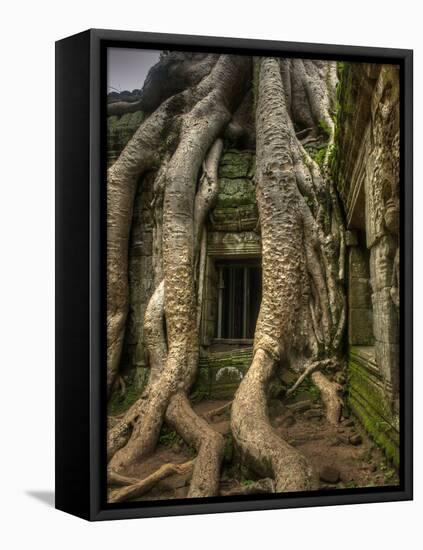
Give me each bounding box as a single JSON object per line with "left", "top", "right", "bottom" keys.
{"left": 367, "top": 66, "right": 400, "bottom": 407}
{"left": 339, "top": 64, "right": 400, "bottom": 414}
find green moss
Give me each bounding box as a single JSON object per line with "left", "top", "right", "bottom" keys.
{"left": 318, "top": 118, "right": 331, "bottom": 138}
{"left": 327, "top": 142, "right": 337, "bottom": 170}
{"left": 192, "top": 349, "right": 253, "bottom": 399}
{"left": 223, "top": 435, "right": 234, "bottom": 463}
{"left": 241, "top": 479, "right": 254, "bottom": 487}
{"left": 108, "top": 368, "right": 147, "bottom": 416}
{"left": 107, "top": 110, "right": 145, "bottom": 165}
{"left": 218, "top": 152, "right": 254, "bottom": 179}
{"left": 348, "top": 393, "right": 399, "bottom": 466}
{"left": 158, "top": 425, "right": 184, "bottom": 447}
{"left": 310, "top": 145, "right": 328, "bottom": 168}
{"left": 215, "top": 177, "right": 256, "bottom": 208}
{"left": 210, "top": 149, "right": 258, "bottom": 230}
{"left": 347, "top": 349, "right": 400, "bottom": 466}
{"left": 349, "top": 352, "right": 395, "bottom": 421}
{"left": 285, "top": 374, "right": 322, "bottom": 404}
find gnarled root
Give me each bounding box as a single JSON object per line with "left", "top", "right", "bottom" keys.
{"left": 107, "top": 399, "right": 144, "bottom": 462}
{"left": 221, "top": 478, "right": 275, "bottom": 496}
{"left": 108, "top": 56, "right": 249, "bottom": 474}
{"left": 202, "top": 400, "right": 232, "bottom": 422}
{"left": 311, "top": 370, "right": 343, "bottom": 425}
{"left": 109, "top": 460, "right": 194, "bottom": 503}
{"left": 286, "top": 358, "right": 334, "bottom": 397}
{"left": 108, "top": 470, "right": 139, "bottom": 487}
{"left": 166, "top": 392, "right": 225, "bottom": 497}
{"left": 232, "top": 349, "right": 313, "bottom": 492}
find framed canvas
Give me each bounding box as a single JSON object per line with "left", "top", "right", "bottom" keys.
{"left": 55, "top": 29, "right": 413, "bottom": 521}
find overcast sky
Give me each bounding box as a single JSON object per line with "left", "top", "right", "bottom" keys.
{"left": 107, "top": 47, "right": 162, "bottom": 93}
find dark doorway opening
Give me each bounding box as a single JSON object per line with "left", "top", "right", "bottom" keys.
{"left": 215, "top": 259, "right": 262, "bottom": 341}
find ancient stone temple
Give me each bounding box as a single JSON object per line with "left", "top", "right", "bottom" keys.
{"left": 107, "top": 60, "right": 400, "bottom": 466}
{"left": 333, "top": 62, "right": 400, "bottom": 464}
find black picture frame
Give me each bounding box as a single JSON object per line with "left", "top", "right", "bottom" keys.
{"left": 55, "top": 28, "right": 413, "bottom": 521}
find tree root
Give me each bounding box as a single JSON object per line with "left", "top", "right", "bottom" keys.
{"left": 107, "top": 398, "right": 144, "bottom": 462}
{"left": 109, "top": 460, "right": 194, "bottom": 503}
{"left": 165, "top": 392, "right": 225, "bottom": 497}
{"left": 286, "top": 358, "right": 334, "bottom": 396}
{"left": 106, "top": 55, "right": 245, "bottom": 397}
{"left": 107, "top": 56, "right": 249, "bottom": 474}
{"left": 193, "top": 138, "right": 223, "bottom": 256}
{"left": 106, "top": 91, "right": 187, "bottom": 396}
{"left": 202, "top": 400, "right": 233, "bottom": 422}
{"left": 106, "top": 54, "right": 347, "bottom": 501}
{"left": 232, "top": 350, "right": 313, "bottom": 492}
{"left": 220, "top": 478, "right": 275, "bottom": 496}
{"left": 108, "top": 470, "right": 140, "bottom": 487}
{"left": 311, "top": 371, "right": 343, "bottom": 425}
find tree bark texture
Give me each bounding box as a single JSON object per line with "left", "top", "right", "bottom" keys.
{"left": 106, "top": 52, "right": 346, "bottom": 499}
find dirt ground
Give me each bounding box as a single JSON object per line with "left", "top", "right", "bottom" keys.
{"left": 108, "top": 396, "right": 399, "bottom": 502}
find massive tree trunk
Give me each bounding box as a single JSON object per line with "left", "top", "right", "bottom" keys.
{"left": 231, "top": 58, "right": 344, "bottom": 489}
{"left": 107, "top": 55, "right": 250, "bottom": 496}
{"left": 107, "top": 54, "right": 245, "bottom": 396}
{"left": 106, "top": 52, "right": 346, "bottom": 498}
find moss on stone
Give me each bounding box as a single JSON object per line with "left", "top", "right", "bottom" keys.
{"left": 218, "top": 151, "right": 254, "bottom": 179}
{"left": 107, "top": 110, "right": 145, "bottom": 165}
{"left": 107, "top": 367, "right": 149, "bottom": 416}
{"left": 347, "top": 348, "right": 400, "bottom": 466}
{"left": 192, "top": 348, "right": 253, "bottom": 399}
{"left": 215, "top": 177, "right": 256, "bottom": 208}
{"left": 348, "top": 393, "right": 399, "bottom": 466}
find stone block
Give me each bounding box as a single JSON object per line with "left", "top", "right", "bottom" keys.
{"left": 216, "top": 178, "right": 256, "bottom": 208}
{"left": 191, "top": 366, "right": 210, "bottom": 397}
{"left": 347, "top": 349, "right": 400, "bottom": 465}
{"left": 348, "top": 277, "right": 372, "bottom": 309}
{"left": 374, "top": 341, "right": 399, "bottom": 392}
{"left": 348, "top": 308, "right": 374, "bottom": 346}
{"left": 319, "top": 465, "right": 340, "bottom": 483}
{"left": 345, "top": 230, "right": 359, "bottom": 247}
{"left": 348, "top": 247, "right": 370, "bottom": 279}
{"left": 218, "top": 151, "right": 253, "bottom": 178}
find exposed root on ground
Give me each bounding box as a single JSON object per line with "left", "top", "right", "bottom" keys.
{"left": 311, "top": 371, "right": 343, "bottom": 425}
{"left": 109, "top": 460, "right": 194, "bottom": 503}
{"left": 166, "top": 393, "right": 225, "bottom": 497}
{"left": 202, "top": 400, "right": 233, "bottom": 422}
{"left": 286, "top": 358, "right": 334, "bottom": 396}
{"left": 107, "top": 470, "right": 140, "bottom": 487}
{"left": 232, "top": 350, "right": 313, "bottom": 491}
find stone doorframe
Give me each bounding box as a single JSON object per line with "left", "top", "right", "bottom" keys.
{"left": 200, "top": 230, "right": 262, "bottom": 347}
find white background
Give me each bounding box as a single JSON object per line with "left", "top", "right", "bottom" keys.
{"left": 0, "top": 1, "right": 420, "bottom": 548}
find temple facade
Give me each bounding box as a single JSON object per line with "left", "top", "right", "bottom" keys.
{"left": 107, "top": 60, "right": 400, "bottom": 465}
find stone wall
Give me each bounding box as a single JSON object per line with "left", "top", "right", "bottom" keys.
{"left": 107, "top": 111, "right": 144, "bottom": 166}
{"left": 199, "top": 149, "right": 260, "bottom": 394}
{"left": 334, "top": 62, "right": 400, "bottom": 464}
